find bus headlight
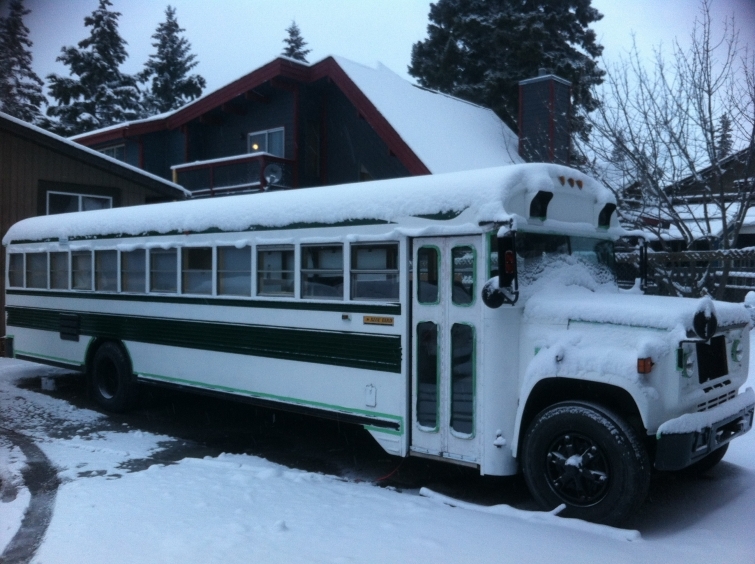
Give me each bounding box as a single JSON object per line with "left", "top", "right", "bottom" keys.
{"left": 731, "top": 339, "right": 744, "bottom": 363}
{"left": 677, "top": 347, "right": 695, "bottom": 378}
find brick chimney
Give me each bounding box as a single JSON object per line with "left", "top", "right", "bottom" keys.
{"left": 518, "top": 70, "right": 571, "bottom": 165}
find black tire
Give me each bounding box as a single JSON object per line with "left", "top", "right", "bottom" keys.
{"left": 522, "top": 401, "right": 651, "bottom": 526}
{"left": 677, "top": 443, "right": 729, "bottom": 476}
{"left": 90, "top": 342, "right": 138, "bottom": 412}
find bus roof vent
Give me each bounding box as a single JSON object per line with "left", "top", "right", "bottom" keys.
{"left": 529, "top": 191, "right": 554, "bottom": 220}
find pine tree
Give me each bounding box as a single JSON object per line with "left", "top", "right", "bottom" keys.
{"left": 282, "top": 21, "right": 311, "bottom": 62}
{"left": 409, "top": 0, "right": 605, "bottom": 142}
{"left": 45, "top": 0, "right": 141, "bottom": 136}
{"left": 0, "top": 0, "right": 45, "bottom": 124}
{"left": 139, "top": 6, "right": 206, "bottom": 115}
{"left": 716, "top": 113, "right": 733, "bottom": 161}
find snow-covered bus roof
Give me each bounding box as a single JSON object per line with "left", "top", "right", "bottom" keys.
{"left": 3, "top": 164, "right": 618, "bottom": 245}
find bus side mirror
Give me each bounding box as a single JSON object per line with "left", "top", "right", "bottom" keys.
{"left": 483, "top": 230, "right": 519, "bottom": 308}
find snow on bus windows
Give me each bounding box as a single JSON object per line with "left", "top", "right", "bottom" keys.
{"left": 257, "top": 246, "right": 294, "bottom": 297}
{"left": 350, "top": 243, "right": 399, "bottom": 301}
{"left": 182, "top": 247, "right": 212, "bottom": 295}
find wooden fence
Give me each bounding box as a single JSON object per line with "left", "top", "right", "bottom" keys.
{"left": 615, "top": 248, "right": 755, "bottom": 301}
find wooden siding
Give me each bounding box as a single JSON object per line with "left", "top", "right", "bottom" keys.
{"left": 0, "top": 124, "right": 181, "bottom": 337}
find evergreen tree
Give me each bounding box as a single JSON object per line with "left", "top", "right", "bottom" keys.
{"left": 139, "top": 5, "right": 206, "bottom": 115}
{"left": 409, "top": 0, "right": 605, "bottom": 142}
{"left": 46, "top": 0, "right": 141, "bottom": 136}
{"left": 282, "top": 21, "right": 311, "bottom": 62}
{"left": 0, "top": 0, "right": 45, "bottom": 124}
{"left": 716, "top": 113, "right": 733, "bottom": 160}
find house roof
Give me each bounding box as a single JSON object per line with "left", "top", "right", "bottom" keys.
{"left": 70, "top": 55, "right": 522, "bottom": 175}
{"left": 1, "top": 112, "right": 190, "bottom": 198}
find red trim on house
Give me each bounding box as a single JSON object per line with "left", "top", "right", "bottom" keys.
{"left": 72, "top": 56, "right": 430, "bottom": 176}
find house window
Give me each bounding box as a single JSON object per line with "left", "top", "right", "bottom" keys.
{"left": 248, "top": 128, "right": 285, "bottom": 158}
{"left": 98, "top": 144, "right": 125, "bottom": 161}
{"left": 47, "top": 191, "right": 112, "bottom": 215}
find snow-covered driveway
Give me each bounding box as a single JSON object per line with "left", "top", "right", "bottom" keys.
{"left": 1, "top": 356, "right": 754, "bottom": 563}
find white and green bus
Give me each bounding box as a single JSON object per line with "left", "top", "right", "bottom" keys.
{"left": 4, "top": 163, "right": 753, "bottom": 524}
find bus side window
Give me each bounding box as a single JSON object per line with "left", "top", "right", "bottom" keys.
{"left": 450, "top": 323, "right": 475, "bottom": 435}
{"left": 95, "top": 250, "right": 117, "bottom": 292}
{"left": 351, "top": 243, "right": 399, "bottom": 301}
{"left": 416, "top": 321, "right": 439, "bottom": 429}
{"left": 26, "top": 252, "right": 47, "bottom": 289}
{"left": 258, "top": 246, "right": 294, "bottom": 296}
{"left": 218, "top": 246, "right": 251, "bottom": 296}
{"left": 417, "top": 246, "right": 439, "bottom": 304}
{"left": 452, "top": 246, "right": 475, "bottom": 306}
{"left": 301, "top": 245, "right": 343, "bottom": 299}
{"left": 71, "top": 251, "right": 92, "bottom": 290}
{"left": 8, "top": 254, "right": 24, "bottom": 287}
{"left": 121, "top": 249, "right": 146, "bottom": 293}
{"left": 50, "top": 252, "right": 69, "bottom": 289}
{"left": 150, "top": 248, "right": 177, "bottom": 293}
{"left": 182, "top": 247, "right": 212, "bottom": 295}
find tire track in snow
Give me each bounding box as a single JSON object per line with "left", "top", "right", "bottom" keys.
{"left": 0, "top": 427, "right": 59, "bottom": 564}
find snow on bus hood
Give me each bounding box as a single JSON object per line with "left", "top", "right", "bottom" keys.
{"left": 524, "top": 285, "right": 751, "bottom": 334}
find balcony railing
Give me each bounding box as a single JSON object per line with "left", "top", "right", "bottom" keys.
{"left": 171, "top": 153, "right": 295, "bottom": 197}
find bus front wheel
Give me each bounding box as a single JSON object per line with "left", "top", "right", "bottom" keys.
{"left": 90, "top": 342, "right": 138, "bottom": 412}
{"left": 522, "top": 401, "right": 650, "bottom": 526}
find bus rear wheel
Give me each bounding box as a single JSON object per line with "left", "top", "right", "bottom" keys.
{"left": 90, "top": 342, "right": 137, "bottom": 412}
{"left": 522, "top": 401, "right": 650, "bottom": 526}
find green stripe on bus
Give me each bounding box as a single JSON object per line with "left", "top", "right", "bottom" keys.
{"left": 5, "top": 306, "right": 403, "bottom": 373}
{"left": 8, "top": 218, "right": 394, "bottom": 245}
{"left": 6, "top": 289, "right": 401, "bottom": 315}
{"left": 137, "top": 371, "right": 403, "bottom": 434}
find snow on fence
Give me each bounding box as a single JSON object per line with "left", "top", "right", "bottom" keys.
{"left": 615, "top": 247, "right": 755, "bottom": 301}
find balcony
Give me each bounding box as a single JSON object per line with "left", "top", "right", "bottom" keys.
{"left": 172, "top": 153, "right": 295, "bottom": 197}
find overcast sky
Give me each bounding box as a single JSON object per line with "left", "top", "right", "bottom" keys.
{"left": 10, "top": 0, "right": 755, "bottom": 96}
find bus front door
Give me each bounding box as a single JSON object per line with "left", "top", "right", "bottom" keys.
{"left": 411, "top": 237, "right": 481, "bottom": 465}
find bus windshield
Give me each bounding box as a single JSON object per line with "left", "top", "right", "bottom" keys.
{"left": 515, "top": 232, "right": 616, "bottom": 291}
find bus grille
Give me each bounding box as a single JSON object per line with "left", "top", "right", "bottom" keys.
{"left": 698, "top": 390, "right": 736, "bottom": 412}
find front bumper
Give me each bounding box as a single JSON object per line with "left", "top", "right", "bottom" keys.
{"left": 654, "top": 388, "right": 755, "bottom": 471}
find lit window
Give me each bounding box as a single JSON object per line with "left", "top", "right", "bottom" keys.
{"left": 248, "top": 128, "right": 285, "bottom": 157}
{"left": 47, "top": 191, "right": 112, "bottom": 215}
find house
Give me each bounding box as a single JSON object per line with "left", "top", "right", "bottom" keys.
{"left": 71, "top": 55, "right": 525, "bottom": 196}
{"left": 0, "top": 111, "right": 189, "bottom": 338}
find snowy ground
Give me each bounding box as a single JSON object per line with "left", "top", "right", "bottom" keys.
{"left": 1, "top": 352, "right": 754, "bottom": 563}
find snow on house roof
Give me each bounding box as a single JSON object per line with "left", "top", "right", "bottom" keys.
{"left": 331, "top": 57, "right": 522, "bottom": 173}
{"left": 0, "top": 112, "right": 189, "bottom": 197}
{"left": 70, "top": 55, "right": 522, "bottom": 175}
{"left": 3, "top": 163, "right": 614, "bottom": 245}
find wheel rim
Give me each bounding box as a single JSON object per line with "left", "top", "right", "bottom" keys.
{"left": 544, "top": 432, "right": 610, "bottom": 506}
{"left": 96, "top": 357, "right": 119, "bottom": 400}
